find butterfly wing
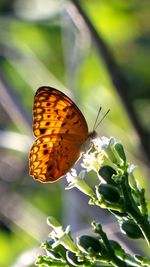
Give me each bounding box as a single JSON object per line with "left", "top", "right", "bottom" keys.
{"left": 29, "top": 134, "right": 82, "bottom": 182}
{"left": 29, "top": 86, "right": 90, "bottom": 182}
{"left": 33, "top": 86, "right": 88, "bottom": 137}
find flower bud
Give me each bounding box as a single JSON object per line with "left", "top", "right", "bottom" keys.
{"left": 114, "top": 143, "right": 126, "bottom": 162}
{"left": 109, "top": 240, "right": 122, "bottom": 251}
{"left": 77, "top": 235, "right": 103, "bottom": 254}
{"left": 97, "top": 183, "right": 120, "bottom": 203}
{"left": 105, "top": 146, "right": 118, "bottom": 164}
{"left": 99, "top": 165, "right": 116, "bottom": 184}
{"left": 47, "top": 216, "right": 61, "bottom": 228}
{"left": 121, "top": 220, "right": 144, "bottom": 239}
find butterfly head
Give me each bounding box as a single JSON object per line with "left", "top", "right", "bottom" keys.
{"left": 80, "top": 130, "right": 97, "bottom": 153}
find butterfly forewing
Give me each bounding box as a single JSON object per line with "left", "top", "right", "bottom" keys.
{"left": 33, "top": 87, "right": 88, "bottom": 138}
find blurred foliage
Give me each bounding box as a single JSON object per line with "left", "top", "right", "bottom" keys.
{"left": 0, "top": 0, "right": 149, "bottom": 266}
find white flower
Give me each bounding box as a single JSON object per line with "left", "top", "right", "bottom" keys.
{"left": 66, "top": 169, "right": 78, "bottom": 184}
{"left": 47, "top": 217, "right": 78, "bottom": 253}
{"left": 127, "top": 164, "right": 138, "bottom": 174}
{"left": 82, "top": 151, "right": 104, "bottom": 172}
{"left": 66, "top": 169, "right": 95, "bottom": 197}
{"left": 93, "top": 136, "right": 116, "bottom": 152}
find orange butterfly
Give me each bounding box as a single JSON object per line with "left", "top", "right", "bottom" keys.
{"left": 29, "top": 86, "right": 96, "bottom": 183}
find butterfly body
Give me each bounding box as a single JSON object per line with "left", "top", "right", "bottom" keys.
{"left": 29, "top": 86, "right": 95, "bottom": 183}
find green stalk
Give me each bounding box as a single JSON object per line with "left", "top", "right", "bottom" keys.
{"left": 93, "top": 223, "right": 129, "bottom": 267}
{"left": 121, "top": 175, "right": 150, "bottom": 246}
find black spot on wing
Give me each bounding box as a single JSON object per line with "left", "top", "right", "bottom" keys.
{"left": 43, "top": 149, "right": 49, "bottom": 155}
{"left": 43, "top": 144, "right": 47, "bottom": 148}
{"left": 45, "top": 122, "right": 50, "bottom": 126}
{"left": 66, "top": 112, "right": 76, "bottom": 119}
{"left": 40, "top": 129, "right": 46, "bottom": 134}
{"left": 63, "top": 106, "right": 69, "bottom": 112}
{"left": 48, "top": 165, "right": 53, "bottom": 171}
{"left": 72, "top": 119, "right": 80, "bottom": 125}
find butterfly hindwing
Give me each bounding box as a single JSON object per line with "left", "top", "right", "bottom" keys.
{"left": 29, "top": 134, "right": 82, "bottom": 182}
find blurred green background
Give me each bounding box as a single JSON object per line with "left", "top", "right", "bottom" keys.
{"left": 0, "top": 0, "right": 150, "bottom": 266}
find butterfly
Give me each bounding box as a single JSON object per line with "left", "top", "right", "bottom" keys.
{"left": 29, "top": 86, "right": 97, "bottom": 183}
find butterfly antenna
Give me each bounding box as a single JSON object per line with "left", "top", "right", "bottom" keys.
{"left": 94, "top": 109, "right": 110, "bottom": 131}
{"left": 93, "top": 106, "right": 102, "bottom": 131}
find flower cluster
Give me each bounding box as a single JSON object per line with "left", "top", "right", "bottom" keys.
{"left": 35, "top": 136, "right": 150, "bottom": 267}
{"left": 66, "top": 136, "right": 131, "bottom": 192}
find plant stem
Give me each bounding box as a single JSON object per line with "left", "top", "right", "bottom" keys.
{"left": 94, "top": 224, "right": 129, "bottom": 267}
{"left": 121, "top": 175, "right": 150, "bottom": 246}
